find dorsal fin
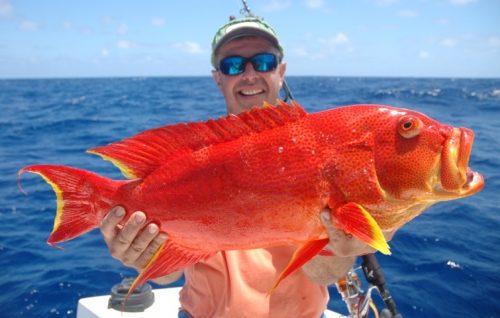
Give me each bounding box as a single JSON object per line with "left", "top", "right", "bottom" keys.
{"left": 88, "top": 100, "right": 307, "bottom": 179}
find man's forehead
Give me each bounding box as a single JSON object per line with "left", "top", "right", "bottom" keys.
{"left": 217, "top": 36, "right": 278, "bottom": 56}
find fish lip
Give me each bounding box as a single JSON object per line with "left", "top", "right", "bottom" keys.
{"left": 463, "top": 168, "right": 484, "bottom": 194}
{"left": 440, "top": 128, "right": 484, "bottom": 195}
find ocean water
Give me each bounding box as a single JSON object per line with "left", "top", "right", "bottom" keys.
{"left": 0, "top": 77, "right": 499, "bottom": 318}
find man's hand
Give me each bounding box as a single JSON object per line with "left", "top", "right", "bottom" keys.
{"left": 100, "top": 206, "right": 168, "bottom": 270}
{"left": 302, "top": 209, "right": 397, "bottom": 285}
{"left": 320, "top": 210, "right": 396, "bottom": 257}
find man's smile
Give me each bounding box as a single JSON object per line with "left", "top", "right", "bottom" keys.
{"left": 239, "top": 88, "right": 264, "bottom": 96}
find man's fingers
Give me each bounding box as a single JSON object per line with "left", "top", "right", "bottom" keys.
{"left": 122, "top": 223, "right": 161, "bottom": 267}
{"left": 109, "top": 211, "right": 146, "bottom": 257}
{"left": 134, "top": 233, "right": 168, "bottom": 269}
{"left": 99, "top": 208, "right": 173, "bottom": 271}
{"left": 320, "top": 211, "right": 345, "bottom": 242}
{"left": 320, "top": 210, "right": 370, "bottom": 257}
{"left": 100, "top": 206, "right": 126, "bottom": 241}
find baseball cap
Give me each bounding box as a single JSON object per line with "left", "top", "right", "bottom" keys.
{"left": 211, "top": 16, "right": 284, "bottom": 68}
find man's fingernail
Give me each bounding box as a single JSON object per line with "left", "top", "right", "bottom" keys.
{"left": 321, "top": 212, "right": 331, "bottom": 221}
{"left": 148, "top": 224, "right": 158, "bottom": 234}
{"left": 158, "top": 234, "right": 168, "bottom": 242}
{"left": 134, "top": 213, "right": 145, "bottom": 224}
{"left": 114, "top": 207, "right": 125, "bottom": 217}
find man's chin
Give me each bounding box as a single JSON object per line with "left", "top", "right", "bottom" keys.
{"left": 237, "top": 94, "right": 267, "bottom": 109}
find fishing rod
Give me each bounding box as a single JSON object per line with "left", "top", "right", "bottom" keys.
{"left": 336, "top": 254, "right": 403, "bottom": 318}
{"left": 239, "top": 0, "right": 295, "bottom": 102}
{"left": 361, "top": 254, "right": 402, "bottom": 318}
{"left": 240, "top": 0, "right": 255, "bottom": 16}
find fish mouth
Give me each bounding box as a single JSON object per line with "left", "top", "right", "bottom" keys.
{"left": 440, "top": 127, "right": 484, "bottom": 196}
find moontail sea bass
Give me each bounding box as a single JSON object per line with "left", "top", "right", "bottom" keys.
{"left": 18, "top": 101, "right": 484, "bottom": 294}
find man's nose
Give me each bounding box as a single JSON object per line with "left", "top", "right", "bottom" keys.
{"left": 241, "top": 62, "right": 258, "bottom": 80}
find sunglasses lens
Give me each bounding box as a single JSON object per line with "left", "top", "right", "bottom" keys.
{"left": 219, "top": 56, "right": 245, "bottom": 76}
{"left": 218, "top": 53, "right": 278, "bottom": 76}
{"left": 252, "top": 53, "right": 277, "bottom": 72}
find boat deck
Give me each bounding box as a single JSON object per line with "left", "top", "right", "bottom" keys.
{"left": 77, "top": 287, "right": 342, "bottom": 317}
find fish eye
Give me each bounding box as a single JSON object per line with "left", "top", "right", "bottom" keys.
{"left": 398, "top": 116, "right": 423, "bottom": 139}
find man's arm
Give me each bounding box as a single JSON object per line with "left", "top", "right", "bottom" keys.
{"left": 302, "top": 211, "right": 397, "bottom": 285}
{"left": 100, "top": 206, "right": 183, "bottom": 285}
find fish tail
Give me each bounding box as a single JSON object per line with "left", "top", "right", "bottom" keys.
{"left": 18, "top": 164, "right": 120, "bottom": 246}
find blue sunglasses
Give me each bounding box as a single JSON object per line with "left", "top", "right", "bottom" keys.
{"left": 218, "top": 52, "right": 278, "bottom": 76}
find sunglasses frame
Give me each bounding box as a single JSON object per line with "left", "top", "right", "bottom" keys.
{"left": 218, "top": 52, "right": 279, "bottom": 76}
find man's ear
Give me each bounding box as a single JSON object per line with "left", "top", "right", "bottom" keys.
{"left": 279, "top": 62, "right": 287, "bottom": 87}
{"left": 212, "top": 70, "right": 222, "bottom": 88}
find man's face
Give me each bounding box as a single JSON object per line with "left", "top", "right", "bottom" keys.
{"left": 212, "top": 36, "right": 287, "bottom": 115}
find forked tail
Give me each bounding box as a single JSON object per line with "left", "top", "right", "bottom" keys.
{"left": 18, "top": 164, "right": 121, "bottom": 246}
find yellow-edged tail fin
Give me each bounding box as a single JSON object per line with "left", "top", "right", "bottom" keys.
{"left": 17, "top": 164, "right": 119, "bottom": 246}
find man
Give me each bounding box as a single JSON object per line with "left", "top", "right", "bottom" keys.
{"left": 100, "top": 16, "right": 395, "bottom": 317}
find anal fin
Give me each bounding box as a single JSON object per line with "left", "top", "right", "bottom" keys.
{"left": 269, "top": 238, "right": 329, "bottom": 293}
{"left": 128, "top": 240, "right": 215, "bottom": 297}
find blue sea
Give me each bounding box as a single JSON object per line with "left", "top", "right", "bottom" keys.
{"left": 1, "top": 77, "right": 499, "bottom": 318}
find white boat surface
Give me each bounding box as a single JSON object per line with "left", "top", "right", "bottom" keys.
{"left": 77, "top": 286, "right": 342, "bottom": 318}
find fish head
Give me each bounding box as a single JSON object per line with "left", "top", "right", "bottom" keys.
{"left": 333, "top": 105, "right": 486, "bottom": 229}
{"left": 367, "top": 105, "right": 484, "bottom": 205}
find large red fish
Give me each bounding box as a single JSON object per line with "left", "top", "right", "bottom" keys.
{"left": 18, "top": 101, "right": 484, "bottom": 293}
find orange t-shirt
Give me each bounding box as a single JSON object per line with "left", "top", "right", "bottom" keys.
{"left": 179, "top": 246, "right": 329, "bottom": 318}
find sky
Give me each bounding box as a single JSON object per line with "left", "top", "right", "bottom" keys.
{"left": 1, "top": 0, "right": 499, "bottom": 79}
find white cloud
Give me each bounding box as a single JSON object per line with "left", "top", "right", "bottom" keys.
{"left": 319, "top": 33, "right": 350, "bottom": 46}
{"left": 151, "top": 17, "right": 165, "bottom": 27}
{"left": 101, "top": 49, "right": 110, "bottom": 57}
{"left": 139, "top": 55, "right": 153, "bottom": 63}
{"left": 261, "top": 0, "right": 290, "bottom": 12}
{"left": 487, "top": 36, "right": 500, "bottom": 48}
{"left": 419, "top": 50, "right": 430, "bottom": 59}
{"left": 0, "top": 0, "right": 13, "bottom": 16}
{"left": 305, "top": 0, "right": 325, "bottom": 9}
{"left": 101, "top": 16, "right": 129, "bottom": 35}
{"left": 440, "top": 37, "right": 458, "bottom": 47}
{"left": 80, "top": 27, "right": 93, "bottom": 35}
{"left": 61, "top": 21, "right": 92, "bottom": 34}
{"left": 396, "top": 9, "right": 418, "bottom": 17}
{"left": 436, "top": 18, "right": 449, "bottom": 26}
{"left": 375, "top": 0, "right": 397, "bottom": 6}
{"left": 63, "top": 20, "right": 73, "bottom": 31}
{"left": 291, "top": 47, "right": 309, "bottom": 57}
{"left": 449, "top": 0, "right": 477, "bottom": 5}
{"left": 19, "top": 19, "right": 39, "bottom": 31}
{"left": 173, "top": 41, "right": 203, "bottom": 54}
{"left": 117, "top": 23, "right": 127, "bottom": 35}
{"left": 117, "top": 40, "right": 135, "bottom": 49}
{"left": 102, "top": 16, "right": 115, "bottom": 25}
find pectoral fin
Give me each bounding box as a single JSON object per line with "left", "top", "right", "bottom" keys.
{"left": 268, "top": 238, "right": 329, "bottom": 293}
{"left": 335, "top": 202, "right": 391, "bottom": 255}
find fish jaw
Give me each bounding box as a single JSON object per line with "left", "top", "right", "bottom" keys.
{"left": 439, "top": 127, "right": 484, "bottom": 197}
